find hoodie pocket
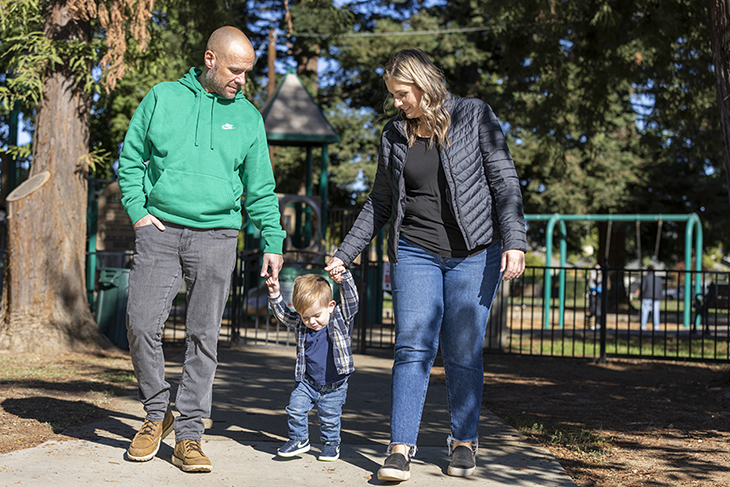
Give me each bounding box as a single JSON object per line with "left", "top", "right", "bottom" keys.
{"left": 147, "top": 169, "right": 237, "bottom": 220}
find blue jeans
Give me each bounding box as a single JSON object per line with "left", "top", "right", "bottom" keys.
{"left": 389, "top": 238, "right": 502, "bottom": 455}
{"left": 641, "top": 299, "right": 661, "bottom": 330}
{"left": 126, "top": 222, "right": 238, "bottom": 441}
{"left": 286, "top": 375, "right": 349, "bottom": 443}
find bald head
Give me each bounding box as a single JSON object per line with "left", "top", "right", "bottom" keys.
{"left": 206, "top": 26, "right": 254, "bottom": 59}
{"left": 200, "top": 26, "right": 256, "bottom": 98}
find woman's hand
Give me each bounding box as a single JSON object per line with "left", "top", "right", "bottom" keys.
{"left": 325, "top": 256, "right": 346, "bottom": 273}
{"left": 500, "top": 249, "right": 525, "bottom": 281}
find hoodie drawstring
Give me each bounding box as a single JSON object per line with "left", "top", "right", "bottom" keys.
{"left": 194, "top": 93, "right": 201, "bottom": 147}
{"left": 210, "top": 101, "right": 215, "bottom": 150}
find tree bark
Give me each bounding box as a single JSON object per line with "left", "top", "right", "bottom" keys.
{"left": 709, "top": 0, "right": 730, "bottom": 207}
{"left": 0, "top": 0, "right": 108, "bottom": 353}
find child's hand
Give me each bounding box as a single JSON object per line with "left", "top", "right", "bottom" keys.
{"left": 266, "top": 277, "right": 280, "bottom": 297}
{"left": 329, "top": 265, "right": 346, "bottom": 284}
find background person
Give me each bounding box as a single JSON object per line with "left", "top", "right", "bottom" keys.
{"left": 118, "top": 26, "right": 286, "bottom": 473}
{"left": 636, "top": 265, "right": 664, "bottom": 331}
{"left": 325, "top": 48, "right": 526, "bottom": 481}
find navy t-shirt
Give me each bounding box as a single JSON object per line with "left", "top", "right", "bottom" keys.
{"left": 304, "top": 327, "right": 348, "bottom": 385}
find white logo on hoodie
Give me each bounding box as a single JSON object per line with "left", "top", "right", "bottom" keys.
{"left": 222, "top": 123, "right": 235, "bottom": 130}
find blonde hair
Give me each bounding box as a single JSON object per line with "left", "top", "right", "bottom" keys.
{"left": 383, "top": 48, "right": 451, "bottom": 148}
{"left": 292, "top": 274, "right": 333, "bottom": 314}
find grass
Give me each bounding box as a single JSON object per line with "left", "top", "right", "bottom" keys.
{"left": 511, "top": 416, "right": 611, "bottom": 457}
{"left": 506, "top": 333, "right": 730, "bottom": 360}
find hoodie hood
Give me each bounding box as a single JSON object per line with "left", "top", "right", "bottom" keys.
{"left": 179, "top": 67, "right": 245, "bottom": 149}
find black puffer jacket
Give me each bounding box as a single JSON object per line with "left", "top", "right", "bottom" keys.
{"left": 334, "top": 95, "right": 527, "bottom": 265}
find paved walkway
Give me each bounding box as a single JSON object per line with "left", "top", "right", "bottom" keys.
{"left": 0, "top": 345, "right": 575, "bottom": 486}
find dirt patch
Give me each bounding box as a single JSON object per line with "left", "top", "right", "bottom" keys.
{"left": 480, "top": 354, "right": 730, "bottom": 487}
{"left": 0, "top": 351, "right": 136, "bottom": 454}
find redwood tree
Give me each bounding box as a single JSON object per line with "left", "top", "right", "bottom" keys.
{"left": 0, "top": 0, "right": 153, "bottom": 353}
{"left": 709, "top": 0, "right": 730, "bottom": 208}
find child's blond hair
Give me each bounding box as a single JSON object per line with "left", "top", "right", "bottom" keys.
{"left": 292, "top": 274, "right": 333, "bottom": 314}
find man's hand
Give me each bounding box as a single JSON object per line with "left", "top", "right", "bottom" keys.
{"left": 261, "top": 253, "right": 284, "bottom": 279}
{"left": 500, "top": 249, "right": 525, "bottom": 281}
{"left": 134, "top": 214, "right": 166, "bottom": 231}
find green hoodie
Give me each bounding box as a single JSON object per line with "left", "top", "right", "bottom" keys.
{"left": 118, "top": 68, "right": 285, "bottom": 253}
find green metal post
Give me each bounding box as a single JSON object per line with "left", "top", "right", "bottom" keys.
{"left": 558, "top": 220, "right": 567, "bottom": 328}
{"left": 304, "top": 147, "right": 313, "bottom": 245}
{"left": 320, "top": 145, "right": 329, "bottom": 237}
{"left": 543, "top": 214, "right": 559, "bottom": 329}
{"left": 684, "top": 214, "right": 703, "bottom": 328}
{"left": 86, "top": 179, "right": 99, "bottom": 309}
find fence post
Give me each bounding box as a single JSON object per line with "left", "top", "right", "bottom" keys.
{"left": 357, "top": 247, "right": 369, "bottom": 355}
{"left": 485, "top": 279, "right": 509, "bottom": 350}
{"left": 230, "top": 252, "right": 241, "bottom": 345}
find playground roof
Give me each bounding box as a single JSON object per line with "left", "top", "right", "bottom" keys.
{"left": 261, "top": 71, "right": 340, "bottom": 146}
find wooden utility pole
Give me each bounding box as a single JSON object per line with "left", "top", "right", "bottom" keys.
{"left": 268, "top": 28, "right": 277, "bottom": 98}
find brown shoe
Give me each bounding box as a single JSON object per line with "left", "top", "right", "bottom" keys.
{"left": 127, "top": 412, "right": 174, "bottom": 461}
{"left": 172, "top": 439, "right": 212, "bottom": 473}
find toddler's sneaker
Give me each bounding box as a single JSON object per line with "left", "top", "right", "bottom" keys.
{"left": 318, "top": 441, "right": 340, "bottom": 461}
{"left": 278, "top": 438, "right": 310, "bottom": 457}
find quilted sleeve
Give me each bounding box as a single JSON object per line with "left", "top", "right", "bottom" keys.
{"left": 478, "top": 103, "right": 527, "bottom": 252}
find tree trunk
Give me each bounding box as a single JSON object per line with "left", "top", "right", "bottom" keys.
{"left": 0, "top": 1, "right": 108, "bottom": 353}
{"left": 709, "top": 0, "right": 730, "bottom": 207}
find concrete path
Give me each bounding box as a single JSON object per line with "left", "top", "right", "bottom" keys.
{"left": 0, "top": 345, "right": 576, "bottom": 486}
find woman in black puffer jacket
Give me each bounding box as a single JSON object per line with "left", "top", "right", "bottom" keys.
{"left": 326, "top": 49, "right": 526, "bottom": 481}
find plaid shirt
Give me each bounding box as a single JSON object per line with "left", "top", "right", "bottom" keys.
{"left": 268, "top": 270, "right": 359, "bottom": 382}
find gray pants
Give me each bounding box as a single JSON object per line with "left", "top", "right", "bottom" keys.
{"left": 127, "top": 222, "right": 238, "bottom": 441}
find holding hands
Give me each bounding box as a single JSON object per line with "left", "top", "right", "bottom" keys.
{"left": 266, "top": 276, "right": 280, "bottom": 299}
{"left": 325, "top": 257, "right": 347, "bottom": 283}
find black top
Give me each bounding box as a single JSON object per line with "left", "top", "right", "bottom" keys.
{"left": 400, "top": 137, "right": 483, "bottom": 258}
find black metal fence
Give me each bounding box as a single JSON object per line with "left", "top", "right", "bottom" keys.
{"left": 502, "top": 265, "right": 730, "bottom": 363}
{"left": 80, "top": 251, "right": 730, "bottom": 363}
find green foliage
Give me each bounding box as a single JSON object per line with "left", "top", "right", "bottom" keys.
{"left": 0, "top": 0, "right": 100, "bottom": 108}
{"left": 1, "top": 0, "right": 726, "bottom": 269}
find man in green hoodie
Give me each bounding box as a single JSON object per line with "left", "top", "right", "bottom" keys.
{"left": 117, "top": 26, "right": 286, "bottom": 473}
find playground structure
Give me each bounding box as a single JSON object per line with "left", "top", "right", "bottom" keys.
{"left": 526, "top": 213, "right": 703, "bottom": 329}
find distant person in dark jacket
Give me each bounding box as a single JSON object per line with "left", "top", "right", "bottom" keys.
{"left": 325, "top": 49, "right": 526, "bottom": 481}
{"left": 636, "top": 266, "right": 664, "bottom": 331}
{"left": 693, "top": 281, "right": 717, "bottom": 335}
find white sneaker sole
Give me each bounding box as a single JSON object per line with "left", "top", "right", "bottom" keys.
{"left": 378, "top": 467, "right": 411, "bottom": 481}
{"left": 447, "top": 465, "right": 476, "bottom": 477}
{"left": 277, "top": 444, "right": 311, "bottom": 457}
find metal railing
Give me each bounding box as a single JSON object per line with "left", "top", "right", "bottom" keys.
{"left": 501, "top": 265, "right": 730, "bottom": 362}
{"left": 78, "top": 249, "right": 730, "bottom": 362}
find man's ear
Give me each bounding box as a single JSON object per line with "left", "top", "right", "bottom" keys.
{"left": 203, "top": 50, "right": 216, "bottom": 69}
